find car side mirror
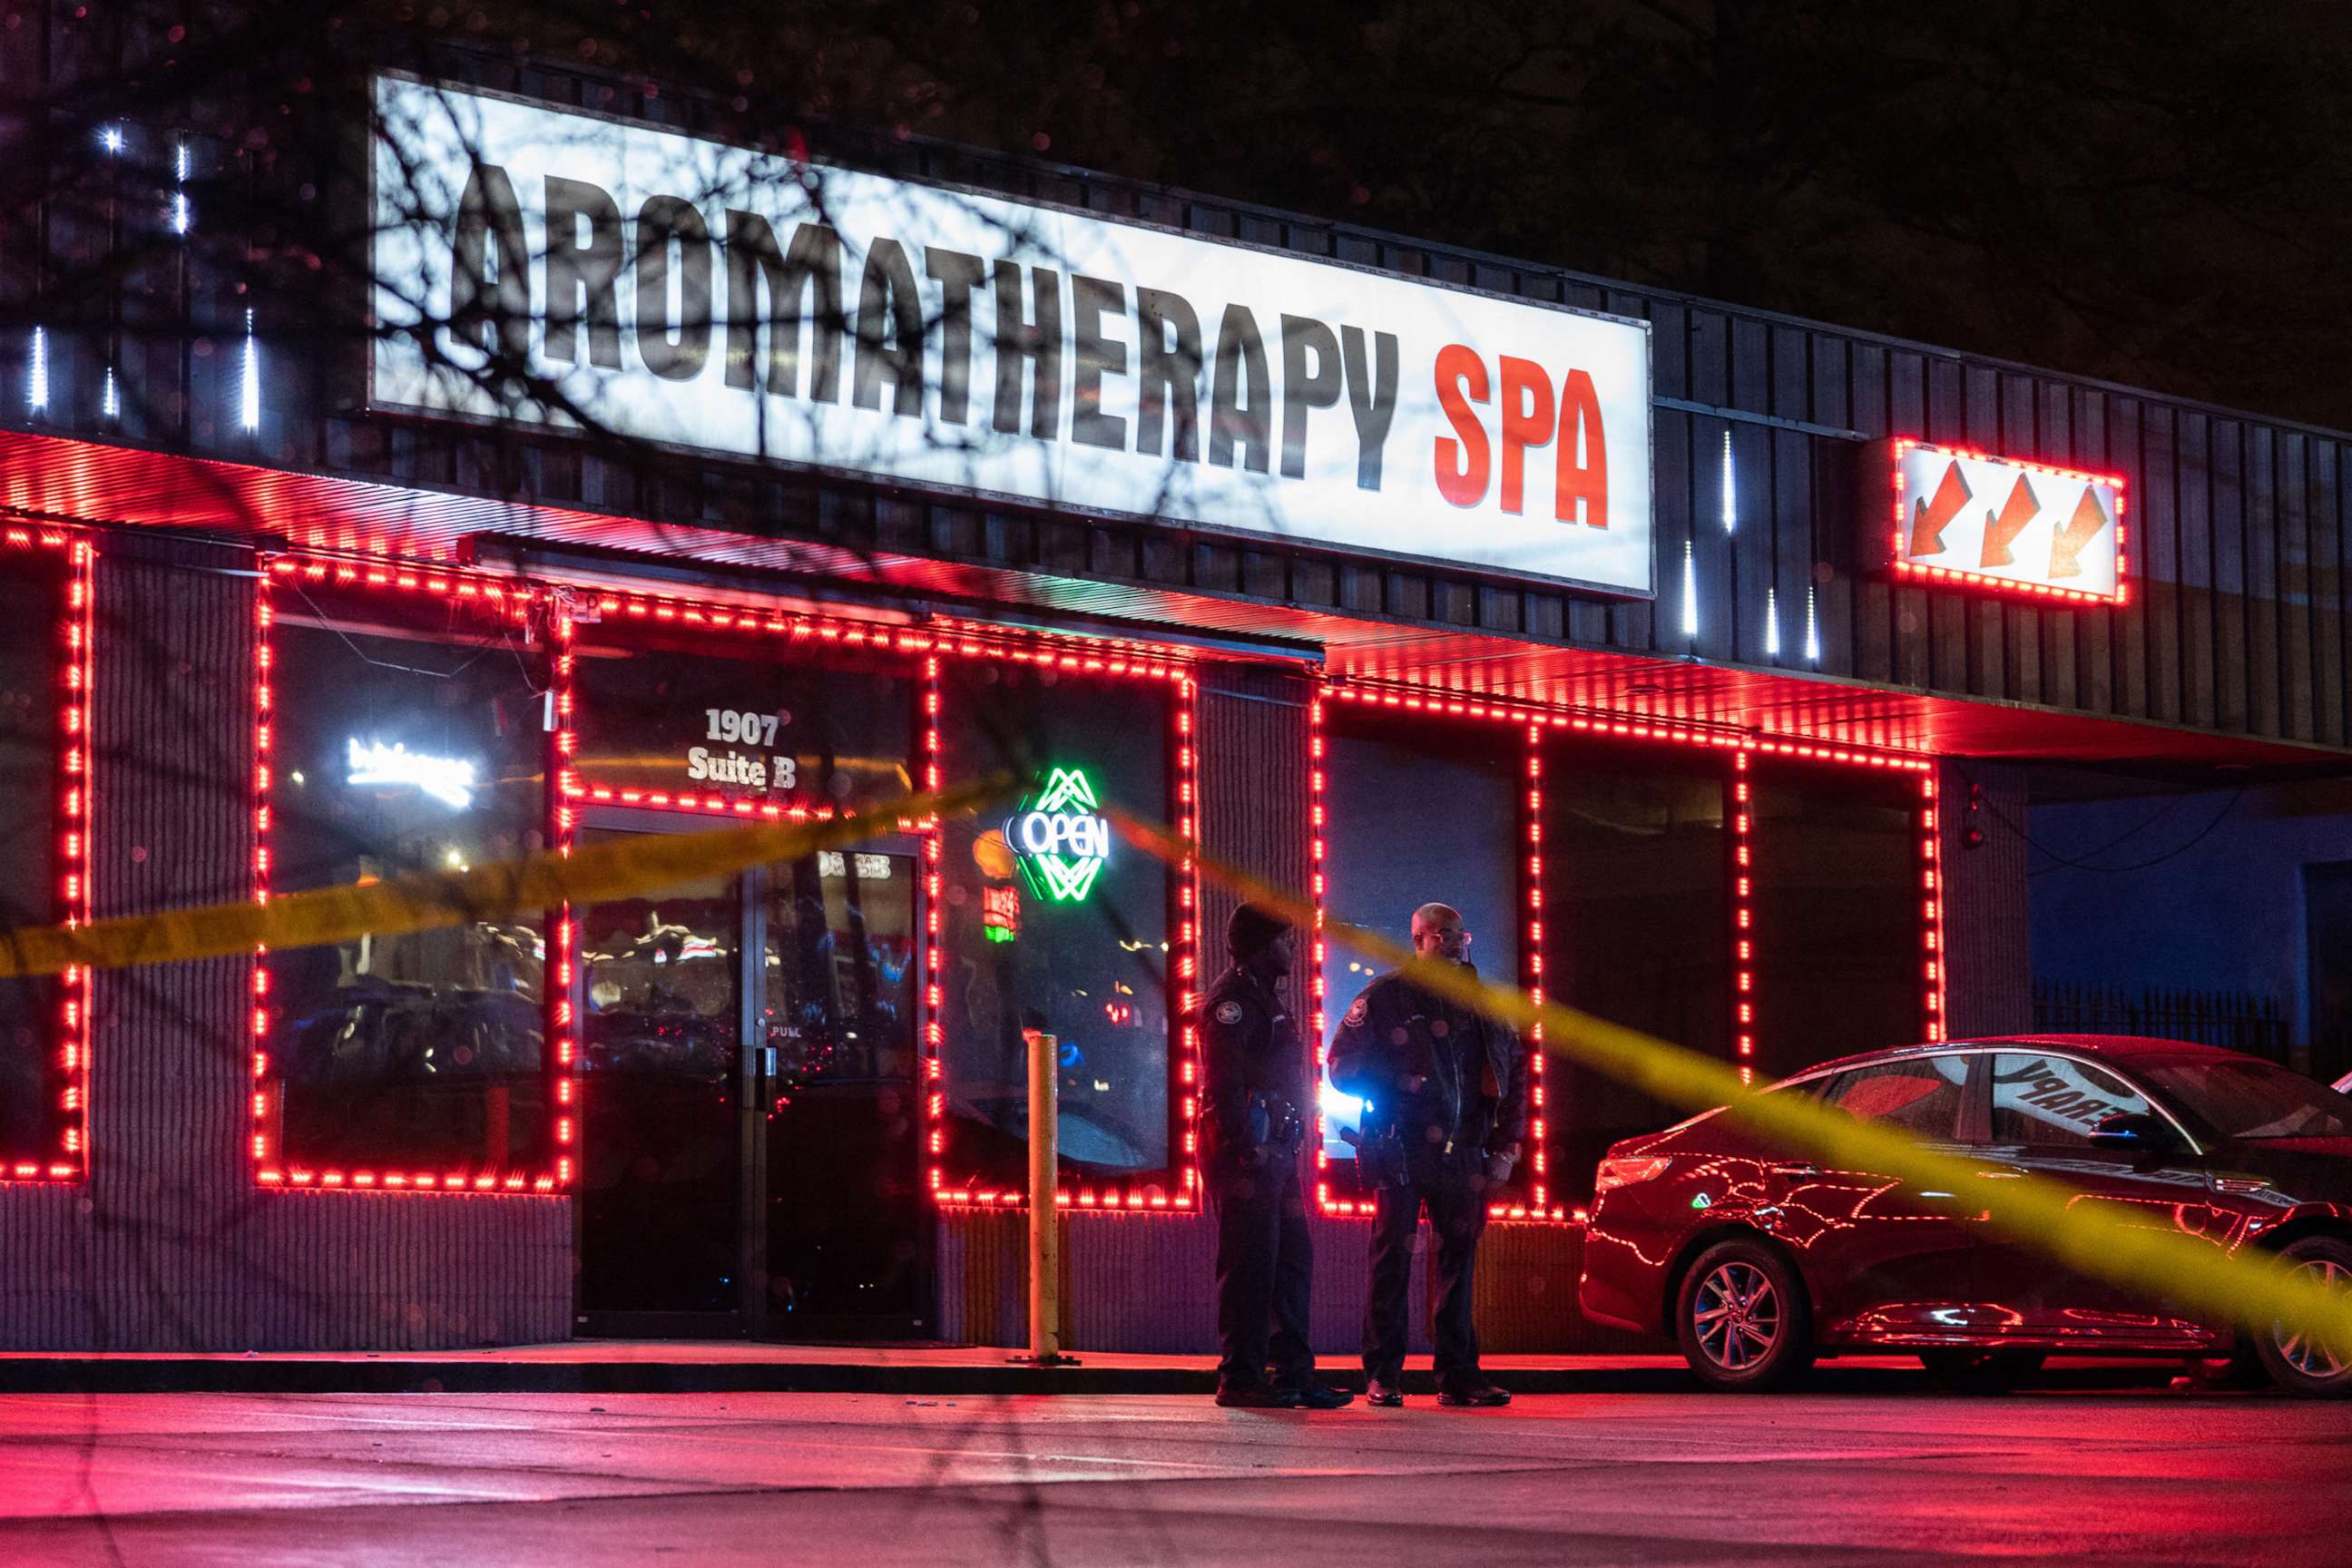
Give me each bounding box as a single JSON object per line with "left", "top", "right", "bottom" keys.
{"left": 2088, "top": 1111, "right": 2179, "bottom": 1152}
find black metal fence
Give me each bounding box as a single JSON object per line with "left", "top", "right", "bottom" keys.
{"left": 2031, "top": 980, "right": 2290, "bottom": 1065}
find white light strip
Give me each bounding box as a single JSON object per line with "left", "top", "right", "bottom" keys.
{"left": 1805, "top": 584, "right": 1822, "bottom": 663}
{"left": 1681, "top": 540, "right": 1699, "bottom": 639}
{"left": 102, "top": 366, "right": 118, "bottom": 421}
{"left": 173, "top": 138, "right": 191, "bottom": 235}
{"left": 1720, "top": 429, "right": 1736, "bottom": 534}
{"left": 239, "top": 307, "right": 260, "bottom": 432}
{"left": 1765, "top": 585, "right": 1781, "bottom": 660}
{"left": 27, "top": 328, "right": 46, "bottom": 413}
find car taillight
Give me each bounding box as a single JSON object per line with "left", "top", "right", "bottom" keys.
{"left": 1593, "top": 1155, "right": 1671, "bottom": 1193}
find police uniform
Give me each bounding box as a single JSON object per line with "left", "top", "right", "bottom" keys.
{"left": 1329, "top": 965, "right": 1527, "bottom": 1398}
{"left": 1200, "top": 954, "right": 1316, "bottom": 1397}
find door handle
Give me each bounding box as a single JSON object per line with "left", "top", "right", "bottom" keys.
{"left": 1769, "top": 1161, "right": 1820, "bottom": 1179}
{"left": 760, "top": 1046, "right": 779, "bottom": 1078}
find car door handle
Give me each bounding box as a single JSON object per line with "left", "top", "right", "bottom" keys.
{"left": 1769, "top": 1162, "right": 1820, "bottom": 1178}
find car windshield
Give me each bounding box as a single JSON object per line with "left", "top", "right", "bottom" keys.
{"left": 2136, "top": 1058, "right": 2352, "bottom": 1142}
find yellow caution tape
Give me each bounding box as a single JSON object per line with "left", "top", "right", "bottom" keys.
{"left": 3, "top": 768, "right": 2339, "bottom": 1360}
{"left": 0, "top": 776, "right": 1012, "bottom": 980}
{"left": 1108, "top": 806, "right": 2352, "bottom": 1362}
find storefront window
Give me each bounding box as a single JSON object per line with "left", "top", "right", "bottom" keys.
{"left": 569, "top": 627, "right": 913, "bottom": 813}
{"left": 1318, "top": 706, "right": 1521, "bottom": 1194}
{"left": 0, "top": 548, "right": 67, "bottom": 1171}
{"left": 937, "top": 662, "right": 1172, "bottom": 1190}
{"left": 262, "top": 582, "right": 551, "bottom": 1181}
{"left": 1749, "top": 762, "right": 1925, "bottom": 1080}
{"left": 1542, "top": 735, "right": 1730, "bottom": 1200}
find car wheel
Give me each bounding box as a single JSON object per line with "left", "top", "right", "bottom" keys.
{"left": 2255, "top": 1236, "right": 2352, "bottom": 1398}
{"left": 1918, "top": 1348, "right": 2046, "bottom": 1392}
{"left": 1676, "top": 1238, "right": 1813, "bottom": 1392}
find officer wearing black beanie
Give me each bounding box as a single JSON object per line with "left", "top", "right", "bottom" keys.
{"left": 1200, "top": 903, "right": 1351, "bottom": 1408}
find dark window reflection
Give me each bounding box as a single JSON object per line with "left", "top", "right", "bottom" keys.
{"left": 0, "top": 555, "right": 61, "bottom": 1161}
{"left": 763, "top": 850, "right": 924, "bottom": 1325}
{"left": 938, "top": 665, "right": 1171, "bottom": 1188}
{"left": 764, "top": 851, "right": 916, "bottom": 1085}
{"left": 1319, "top": 709, "right": 1520, "bottom": 1193}
{"left": 577, "top": 865, "right": 743, "bottom": 1315}
{"left": 1749, "top": 763, "right": 1923, "bottom": 1079}
{"left": 267, "top": 587, "right": 549, "bottom": 1175}
{"left": 1543, "top": 736, "right": 1730, "bottom": 1200}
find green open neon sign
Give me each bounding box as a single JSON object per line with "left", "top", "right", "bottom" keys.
{"left": 1006, "top": 767, "right": 1112, "bottom": 903}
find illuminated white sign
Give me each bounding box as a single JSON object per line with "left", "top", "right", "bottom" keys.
{"left": 1882, "top": 440, "right": 2128, "bottom": 605}
{"left": 370, "top": 74, "right": 1654, "bottom": 594}
{"left": 346, "top": 738, "right": 479, "bottom": 809}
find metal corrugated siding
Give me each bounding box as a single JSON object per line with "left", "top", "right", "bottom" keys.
{"left": 1939, "top": 760, "right": 2034, "bottom": 1041}
{"left": 936, "top": 1208, "right": 1433, "bottom": 1357}
{"left": 0, "top": 545, "right": 570, "bottom": 1351}
{"left": 1473, "top": 1222, "right": 1663, "bottom": 1355}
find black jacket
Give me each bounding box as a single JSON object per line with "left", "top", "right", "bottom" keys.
{"left": 1328, "top": 965, "right": 1528, "bottom": 1181}
{"left": 1199, "top": 963, "right": 1308, "bottom": 1162}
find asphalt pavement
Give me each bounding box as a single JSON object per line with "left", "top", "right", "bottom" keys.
{"left": 2, "top": 1384, "right": 2345, "bottom": 1565}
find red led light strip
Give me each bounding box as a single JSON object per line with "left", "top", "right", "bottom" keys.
{"left": 554, "top": 582, "right": 1202, "bottom": 1214}
{"left": 1520, "top": 721, "right": 1551, "bottom": 1218}
{"left": 250, "top": 556, "right": 560, "bottom": 1195}
{"left": 1888, "top": 437, "right": 2131, "bottom": 607}
{"left": 922, "top": 654, "right": 946, "bottom": 1202}
{"left": 1730, "top": 751, "right": 1757, "bottom": 1086}
{"left": 1320, "top": 681, "right": 1936, "bottom": 1225}
{"left": 1920, "top": 773, "right": 1946, "bottom": 1043}
{"left": 1, "top": 526, "right": 93, "bottom": 1185}
{"left": 1308, "top": 692, "right": 1333, "bottom": 1211}
{"left": 936, "top": 667, "right": 1201, "bottom": 1216}
{"left": 549, "top": 606, "right": 579, "bottom": 1191}
{"left": 561, "top": 589, "right": 939, "bottom": 820}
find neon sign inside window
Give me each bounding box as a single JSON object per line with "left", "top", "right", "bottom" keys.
{"left": 346, "top": 738, "right": 479, "bottom": 809}
{"left": 1006, "top": 767, "right": 1112, "bottom": 903}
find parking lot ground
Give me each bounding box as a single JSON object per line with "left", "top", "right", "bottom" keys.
{"left": 0, "top": 1382, "right": 2342, "bottom": 1568}
{"left": 3, "top": 1383, "right": 2347, "bottom": 1566}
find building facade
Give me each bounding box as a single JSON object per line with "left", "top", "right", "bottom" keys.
{"left": 0, "top": 50, "right": 2346, "bottom": 1351}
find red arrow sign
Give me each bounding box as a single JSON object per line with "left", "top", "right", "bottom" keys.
{"left": 1981, "top": 474, "right": 2038, "bottom": 568}
{"left": 2047, "top": 486, "right": 2109, "bottom": 579}
{"left": 1908, "top": 458, "right": 1972, "bottom": 559}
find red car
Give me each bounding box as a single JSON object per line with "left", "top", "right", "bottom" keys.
{"left": 1578, "top": 1035, "right": 2352, "bottom": 1395}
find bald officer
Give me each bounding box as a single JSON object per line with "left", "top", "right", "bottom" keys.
{"left": 1329, "top": 902, "right": 1527, "bottom": 1407}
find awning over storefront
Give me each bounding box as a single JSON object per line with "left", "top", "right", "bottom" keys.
{"left": 3, "top": 428, "right": 2342, "bottom": 777}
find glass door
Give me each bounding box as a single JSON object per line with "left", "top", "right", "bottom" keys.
{"left": 574, "top": 814, "right": 928, "bottom": 1339}
{"left": 754, "top": 845, "right": 926, "bottom": 1337}
{"left": 574, "top": 836, "right": 751, "bottom": 1335}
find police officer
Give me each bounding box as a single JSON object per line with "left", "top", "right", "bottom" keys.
{"left": 1330, "top": 902, "right": 1527, "bottom": 1407}
{"left": 1200, "top": 903, "right": 1351, "bottom": 1409}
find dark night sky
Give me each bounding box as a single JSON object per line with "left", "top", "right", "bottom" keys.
{"left": 612, "top": 0, "right": 2352, "bottom": 432}
{"left": 20, "top": 1, "right": 2352, "bottom": 430}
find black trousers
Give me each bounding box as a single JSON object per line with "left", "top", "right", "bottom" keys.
{"left": 1363, "top": 1178, "right": 1488, "bottom": 1387}
{"left": 1210, "top": 1152, "right": 1315, "bottom": 1389}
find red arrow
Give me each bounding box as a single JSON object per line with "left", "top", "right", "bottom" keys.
{"left": 1908, "top": 458, "right": 1971, "bottom": 559}
{"left": 2047, "top": 486, "right": 2109, "bottom": 579}
{"left": 1981, "top": 473, "right": 2039, "bottom": 568}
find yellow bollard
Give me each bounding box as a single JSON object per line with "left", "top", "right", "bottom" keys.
{"left": 1015, "top": 1022, "right": 1077, "bottom": 1367}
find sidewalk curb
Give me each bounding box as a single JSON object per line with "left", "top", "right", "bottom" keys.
{"left": 0, "top": 1359, "right": 2183, "bottom": 1396}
